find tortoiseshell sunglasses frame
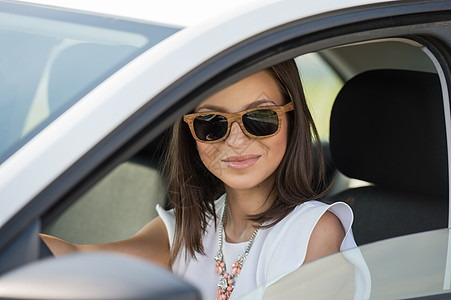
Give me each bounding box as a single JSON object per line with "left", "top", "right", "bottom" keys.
{"left": 183, "top": 102, "right": 294, "bottom": 143}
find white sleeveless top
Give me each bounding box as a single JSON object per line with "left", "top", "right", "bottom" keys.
{"left": 157, "top": 194, "right": 370, "bottom": 299}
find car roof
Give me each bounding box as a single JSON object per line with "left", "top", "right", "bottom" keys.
{"left": 16, "top": 0, "right": 396, "bottom": 27}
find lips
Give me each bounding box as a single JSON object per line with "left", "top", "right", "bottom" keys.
{"left": 221, "top": 154, "right": 261, "bottom": 170}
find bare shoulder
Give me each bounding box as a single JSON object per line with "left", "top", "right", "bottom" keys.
{"left": 303, "top": 210, "right": 345, "bottom": 264}
{"left": 135, "top": 216, "right": 168, "bottom": 237}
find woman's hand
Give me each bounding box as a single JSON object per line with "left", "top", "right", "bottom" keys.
{"left": 39, "top": 233, "right": 77, "bottom": 256}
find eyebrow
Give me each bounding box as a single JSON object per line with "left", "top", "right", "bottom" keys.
{"left": 196, "top": 99, "right": 277, "bottom": 112}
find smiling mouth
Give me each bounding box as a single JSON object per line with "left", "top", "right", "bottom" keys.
{"left": 221, "top": 154, "right": 261, "bottom": 169}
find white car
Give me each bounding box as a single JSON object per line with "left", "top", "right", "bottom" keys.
{"left": 0, "top": 0, "right": 450, "bottom": 299}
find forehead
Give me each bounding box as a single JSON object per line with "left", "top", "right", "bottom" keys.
{"left": 196, "top": 70, "right": 284, "bottom": 112}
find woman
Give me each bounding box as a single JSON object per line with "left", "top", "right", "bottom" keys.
{"left": 41, "top": 59, "right": 357, "bottom": 300}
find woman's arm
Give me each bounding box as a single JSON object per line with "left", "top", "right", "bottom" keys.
{"left": 40, "top": 217, "right": 171, "bottom": 269}
{"left": 303, "top": 210, "right": 345, "bottom": 264}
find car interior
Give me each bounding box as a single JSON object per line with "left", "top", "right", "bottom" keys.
{"left": 41, "top": 37, "right": 449, "bottom": 251}
{"left": 328, "top": 68, "right": 448, "bottom": 244}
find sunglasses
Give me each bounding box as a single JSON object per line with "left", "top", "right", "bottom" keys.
{"left": 183, "top": 102, "right": 294, "bottom": 143}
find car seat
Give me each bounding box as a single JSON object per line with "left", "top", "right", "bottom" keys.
{"left": 328, "top": 69, "right": 448, "bottom": 245}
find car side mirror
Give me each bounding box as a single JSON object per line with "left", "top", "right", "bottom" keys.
{"left": 0, "top": 252, "right": 200, "bottom": 300}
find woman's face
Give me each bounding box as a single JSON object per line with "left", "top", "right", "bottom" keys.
{"left": 195, "top": 70, "right": 290, "bottom": 191}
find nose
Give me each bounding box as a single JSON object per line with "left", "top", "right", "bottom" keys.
{"left": 225, "top": 122, "right": 250, "bottom": 148}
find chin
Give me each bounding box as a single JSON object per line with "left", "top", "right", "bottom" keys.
{"left": 222, "top": 178, "right": 258, "bottom": 190}
{"left": 221, "top": 173, "right": 275, "bottom": 191}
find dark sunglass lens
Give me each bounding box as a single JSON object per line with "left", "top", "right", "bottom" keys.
{"left": 193, "top": 114, "right": 228, "bottom": 141}
{"left": 243, "top": 109, "right": 279, "bottom": 136}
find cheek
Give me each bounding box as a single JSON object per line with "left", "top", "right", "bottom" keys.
{"left": 270, "top": 133, "right": 288, "bottom": 162}
{"left": 271, "top": 116, "right": 290, "bottom": 152}
{"left": 268, "top": 117, "right": 291, "bottom": 167}
{"left": 258, "top": 117, "right": 289, "bottom": 167}
{"left": 196, "top": 142, "right": 221, "bottom": 173}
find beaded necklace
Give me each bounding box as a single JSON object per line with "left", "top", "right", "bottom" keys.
{"left": 214, "top": 200, "right": 259, "bottom": 300}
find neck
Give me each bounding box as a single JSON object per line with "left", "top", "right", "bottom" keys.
{"left": 223, "top": 184, "right": 275, "bottom": 243}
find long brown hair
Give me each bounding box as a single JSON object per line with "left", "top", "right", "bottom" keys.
{"left": 164, "top": 59, "right": 326, "bottom": 264}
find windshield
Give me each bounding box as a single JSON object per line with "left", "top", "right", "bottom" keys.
{"left": 243, "top": 228, "right": 451, "bottom": 299}
{"left": 0, "top": 1, "right": 180, "bottom": 164}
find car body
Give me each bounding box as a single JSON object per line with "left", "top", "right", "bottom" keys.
{"left": 0, "top": 0, "right": 450, "bottom": 299}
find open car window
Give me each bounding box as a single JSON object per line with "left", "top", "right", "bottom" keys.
{"left": 41, "top": 37, "right": 448, "bottom": 255}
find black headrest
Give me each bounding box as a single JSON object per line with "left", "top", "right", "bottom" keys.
{"left": 330, "top": 70, "right": 448, "bottom": 196}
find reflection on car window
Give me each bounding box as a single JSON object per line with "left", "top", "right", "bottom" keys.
{"left": 0, "top": 2, "right": 180, "bottom": 164}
